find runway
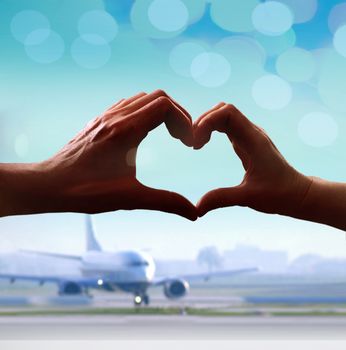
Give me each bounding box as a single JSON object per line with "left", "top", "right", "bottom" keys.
{"left": 2, "top": 292, "right": 346, "bottom": 340}
{"left": 1, "top": 315, "right": 346, "bottom": 340}
{"left": 2, "top": 294, "right": 346, "bottom": 315}
{"left": 0, "top": 294, "right": 244, "bottom": 308}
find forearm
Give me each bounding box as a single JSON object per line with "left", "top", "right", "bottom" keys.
{"left": 292, "top": 176, "right": 346, "bottom": 231}
{"left": 0, "top": 163, "right": 61, "bottom": 217}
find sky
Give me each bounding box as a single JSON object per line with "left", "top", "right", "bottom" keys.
{"left": 1, "top": 0, "right": 346, "bottom": 261}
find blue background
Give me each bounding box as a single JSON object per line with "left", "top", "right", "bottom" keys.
{"left": 0, "top": 0, "right": 346, "bottom": 260}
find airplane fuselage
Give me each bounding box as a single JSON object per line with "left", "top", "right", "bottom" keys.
{"left": 79, "top": 250, "right": 155, "bottom": 294}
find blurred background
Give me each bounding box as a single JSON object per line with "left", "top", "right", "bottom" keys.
{"left": 1, "top": 0, "right": 346, "bottom": 320}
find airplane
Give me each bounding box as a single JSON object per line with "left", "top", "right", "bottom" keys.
{"left": 0, "top": 216, "right": 258, "bottom": 306}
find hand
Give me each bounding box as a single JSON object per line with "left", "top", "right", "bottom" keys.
{"left": 193, "top": 103, "right": 313, "bottom": 218}
{"left": 1, "top": 91, "right": 197, "bottom": 220}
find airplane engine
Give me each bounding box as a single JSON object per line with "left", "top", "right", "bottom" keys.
{"left": 58, "top": 281, "right": 83, "bottom": 295}
{"left": 164, "top": 279, "right": 189, "bottom": 299}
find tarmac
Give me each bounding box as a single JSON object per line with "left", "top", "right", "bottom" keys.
{"left": 1, "top": 314, "right": 346, "bottom": 340}
{"left": 1, "top": 293, "right": 346, "bottom": 340}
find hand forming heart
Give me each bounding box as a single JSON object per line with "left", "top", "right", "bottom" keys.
{"left": 0, "top": 90, "right": 311, "bottom": 222}
{"left": 193, "top": 102, "right": 312, "bottom": 219}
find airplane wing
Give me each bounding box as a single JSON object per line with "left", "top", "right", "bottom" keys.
{"left": 0, "top": 273, "right": 60, "bottom": 283}
{"left": 0, "top": 273, "right": 107, "bottom": 288}
{"left": 19, "top": 250, "right": 82, "bottom": 261}
{"left": 152, "top": 267, "right": 259, "bottom": 285}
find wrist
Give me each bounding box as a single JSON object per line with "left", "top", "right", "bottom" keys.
{"left": 291, "top": 176, "right": 346, "bottom": 231}
{"left": 274, "top": 169, "right": 313, "bottom": 218}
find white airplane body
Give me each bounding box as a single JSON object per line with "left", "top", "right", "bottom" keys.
{"left": 0, "top": 216, "right": 257, "bottom": 306}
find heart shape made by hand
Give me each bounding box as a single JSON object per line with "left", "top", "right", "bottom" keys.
{"left": 135, "top": 100, "right": 310, "bottom": 221}
{"left": 137, "top": 124, "right": 243, "bottom": 205}
{"left": 42, "top": 91, "right": 309, "bottom": 224}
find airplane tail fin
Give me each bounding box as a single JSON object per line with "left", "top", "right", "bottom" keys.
{"left": 85, "top": 215, "right": 102, "bottom": 252}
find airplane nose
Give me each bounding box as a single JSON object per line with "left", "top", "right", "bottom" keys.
{"left": 130, "top": 266, "right": 152, "bottom": 282}
{"left": 144, "top": 266, "right": 155, "bottom": 281}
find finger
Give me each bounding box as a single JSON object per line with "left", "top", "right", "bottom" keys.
{"left": 107, "top": 98, "right": 125, "bottom": 111}
{"left": 193, "top": 102, "right": 226, "bottom": 128}
{"left": 193, "top": 102, "right": 226, "bottom": 149}
{"left": 106, "top": 93, "right": 147, "bottom": 113}
{"left": 197, "top": 186, "right": 248, "bottom": 217}
{"left": 125, "top": 90, "right": 180, "bottom": 114}
{"left": 194, "top": 104, "right": 254, "bottom": 149}
{"left": 128, "top": 96, "right": 193, "bottom": 147}
{"left": 125, "top": 89, "right": 192, "bottom": 128}
{"left": 166, "top": 95, "right": 191, "bottom": 124}
{"left": 136, "top": 183, "right": 197, "bottom": 221}
{"left": 114, "top": 92, "right": 147, "bottom": 109}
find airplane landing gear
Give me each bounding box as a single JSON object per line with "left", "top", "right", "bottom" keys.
{"left": 134, "top": 294, "right": 150, "bottom": 306}
{"left": 134, "top": 295, "right": 142, "bottom": 306}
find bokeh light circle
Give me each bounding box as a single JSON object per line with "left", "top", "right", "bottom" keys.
{"left": 252, "top": 1, "right": 293, "bottom": 36}
{"left": 210, "top": 0, "right": 260, "bottom": 33}
{"left": 11, "top": 10, "right": 50, "bottom": 43}
{"left": 252, "top": 74, "right": 292, "bottom": 110}
{"left": 254, "top": 29, "right": 296, "bottom": 56}
{"left": 184, "top": 0, "right": 207, "bottom": 24}
{"left": 78, "top": 10, "right": 118, "bottom": 43}
{"left": 214, "top": 36, "right": 266, "bottom": 96}
{"left": 71, "top": 35, "right": 111, "bottom": 69}
{"left": 318, "top": 49, "right": 346, "bottom": 113}
{"left": 131, "top": 0, "right": 187, "bottom": 38}
{"left": 169, "top": 41, "right": 206, "bottom": 77}
{"left": 328, "top": 3, "right": 346, "bottom": 33}
{"left": 298, "top": 112, "right": 338, "bottom": 147}
{"left": 24, "top": 28, "right": 49, "bottom": 45}
{"left": 191, "top": 52, "right": 231, "bottom": 87}
{"left": 278, "top": 0, "right": 317, "bottom": 24}
{"left": 215, "top": 36, "right": 266, "bottom": 68}
{"left": 148, "top": 0, "right": 188, "bottom": 32}
{"left": 276, "top": 47, "right": 316, "bottom": 82}
{"left": 333, "top": 25, "right": 346, "bottom": 58}
{"left": 25, "top": 29, "right": 65, "bottom": 64}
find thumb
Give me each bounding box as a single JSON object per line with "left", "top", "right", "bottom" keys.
{"left": 136, "top": 183, "right": 197, "bottom": 221}
{"left": 197, "top": 185, "right": 248, "bottom": 217}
